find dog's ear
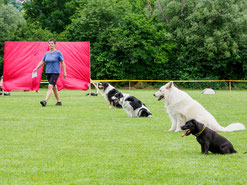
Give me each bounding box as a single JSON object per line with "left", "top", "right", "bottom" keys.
{"left": 166, "top": 81, "right": 173, "bottom": 89}
{"left": 116, "top": 92, "right": 122, "bottom": 98}
{"left": 105, "top": 82, "right": 109, "bottom": 87}
{"left": 195, "top": 120, "right": 205, "bottom": 129}
{"left": 191, "top": 119, "right": 204, "bottom": 129}
{"left": 191, "top": 119, "right": 198, "bottom": 125}
{"left": 120, "top": 93, "right": 123, "bottom": 98}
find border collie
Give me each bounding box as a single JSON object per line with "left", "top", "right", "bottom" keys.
{"left": 99, "top": 82, "right": 122, "bottom": 109}
{"left": 181, "top": 119, "right": 237, "bottom": 155}
{"left": 153, "top": 81, "right": 245, "bottom": 132}
{"left": 113, "top": 92, "right": 152, "bottom": 117}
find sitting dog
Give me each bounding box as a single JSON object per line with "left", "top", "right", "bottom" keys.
{"left": 181, "top": 119, "right": 237, "bottom": 155}
{"left": 153, "top": 81, "right": 245, "bottom": 132}
{"left": 99, "top": 82, "right": 122, "bottom": 109}
{"left": 112, "top": 92, "right": 152, "bottom": 117}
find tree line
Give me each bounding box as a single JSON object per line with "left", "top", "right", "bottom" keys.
{"left": 0, "top": 0, "right": 247, "bottom": 83}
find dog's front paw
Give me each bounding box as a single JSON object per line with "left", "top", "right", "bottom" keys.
{"left": 168, "top": 128, "right": 175, "bottom": 131}
{"left": 175, "top": 129, "right": 181, "bottom": 132}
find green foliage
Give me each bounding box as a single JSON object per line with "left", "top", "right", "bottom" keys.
{"left": 1, "top": 0, "right": 247, "bottom": 81}
{"left": 6, "top": 0, "right": 26, "bottom": 11}
{"left": 23, "top": 0, "right": 79, "bottom": 33}
{"left": 64, "top": 0, "right": 176, "bottom": 79}
{"left": 0, "top": 2, "right": 26, "bottom": 76}
{"left": 64, "top": 0, "right": 129, "bottom": 79}
{"left": 105, "top": 14, "right": 176, "bottom": 80}
{"left": 0, "top": 1, "right": 55, "bottom": 77}
{"left": 151, "top": 0, "right": 247, "bottom": 80}
{"left": 14, "top": 23, "right": 57, "bottom": 42}
{"left": 0, "top": 0, "right": 7, "bottom": 5}
{"left": 0, "top": 3, "right": 26, "bottom": 41}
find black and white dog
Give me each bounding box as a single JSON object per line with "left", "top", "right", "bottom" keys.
{"left": 99, "top": 82, "right": 122, "bottom": 109}
{"left": 112, "top": 92, "right": 152, "bottom": 117}
{"left": 181, "top": 119, "right": 237, "bottom": 155}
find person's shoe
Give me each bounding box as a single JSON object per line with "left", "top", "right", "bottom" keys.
{"left": 55, "top": 102, "right": 62, "bottom": 106}
{"left": 40, "top": 100, "right": 47, "bottom": 107}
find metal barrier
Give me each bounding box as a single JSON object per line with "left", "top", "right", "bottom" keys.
{"left": 93, "top": 80, "right": 247, "bottom": 92}
{"left": 41, "top": 79, "right": 247, "bottom": 92}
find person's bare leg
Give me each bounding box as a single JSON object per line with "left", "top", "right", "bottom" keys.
{"left": 53, "top": 85, "right": 61, "bottom": 102}
{"left": 45, "top": 84, "right": 54, "bottom": 102}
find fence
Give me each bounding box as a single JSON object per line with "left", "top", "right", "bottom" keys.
{"left": 41, "top": 79, "right": 247, "bottom": 92}
{"left": 92, "top": 80, "right": 247, "bottom": 92}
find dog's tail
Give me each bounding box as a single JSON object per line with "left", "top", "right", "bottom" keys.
{"left": 217, "top": 123, "right": 246, "bottom": 132}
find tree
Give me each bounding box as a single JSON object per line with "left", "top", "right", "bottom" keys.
{"left": 64, "top": 0, "right": 175, "bottom": 79}
{"left": 6, "top": 0, "right": 27, "bottom": 11}
{"left": 0, "top": 0, "right": 55, "bottom": 77}
{"left": 64, "top": 0, "right": 131, "bottom": 79}
{"left": 0, "top": 2, "right": 26, "bottom": 76}
{"left": 14, "top": 23, "right": 56, "bottom": 42}
{"left": 150, "top": 0, "right": 247, "bottom": 80}
{"left": 23, "top": 0, "right": 79, "bottom": 34}
{"left": 105, "top": 13, "right": 175, "bottom": 80}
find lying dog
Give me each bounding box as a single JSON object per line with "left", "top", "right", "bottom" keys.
{"left": 99, "top": 82, "right": 122, "bottom": 109}
{"left": 112, "top": 92, "right": 152, "bottom": 117}
{"left": 153, "top": 81, "right": 245, "bottom": 132}
{"left": 181, "top": 119, "right": 237, "bottom": 155}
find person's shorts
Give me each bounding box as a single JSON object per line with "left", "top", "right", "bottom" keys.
{"left": 47, "top": 73, "right": 59, "bottom": 86}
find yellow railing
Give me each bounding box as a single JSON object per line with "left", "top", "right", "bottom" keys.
{"left": 92, "top": 79, "right": 247, "bottom": 92}
{"left": 41, "top": 79, "right": 247, "bottom": 92}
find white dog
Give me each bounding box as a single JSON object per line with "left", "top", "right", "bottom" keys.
{"left": 154, "top": 81, "right": 245, "bottom": 132}
{"left": 113, "top": 92, "right": 153, "bottom": 117}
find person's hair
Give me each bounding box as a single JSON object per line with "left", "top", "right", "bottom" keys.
{"left": 48, "top": 38, "right": 56, "bottom": 44}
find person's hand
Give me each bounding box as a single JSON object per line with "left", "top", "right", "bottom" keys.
{"left": 33, "top": 68, "right": 37, "bottom": 72}
{"left": 63, "top": 72, "right": 67, "bottom": 78}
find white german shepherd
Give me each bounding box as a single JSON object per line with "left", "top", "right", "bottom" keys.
{"left": 153, "top": 81, "right": 245, "bottom": 132}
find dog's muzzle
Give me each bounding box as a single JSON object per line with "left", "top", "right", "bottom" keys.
{"left": 181, "top": 129, "right": 191, "bottom": 137}
{"left": 157, "top": 95, "right": 164, "bottom": 101}
{"left": 153, "top": 94, "right": 164, "bottom": 101}
{"left": 111, "top": 96, "right": 118, "bottom": 103}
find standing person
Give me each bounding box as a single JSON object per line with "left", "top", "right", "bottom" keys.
{"left": 33, "top": 38, "right": 67, "bottom": 107}
{"left": 0, "top": 75, "right": 4, "bottom": 96}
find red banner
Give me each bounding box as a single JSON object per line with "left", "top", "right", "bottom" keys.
{"left": 2, "top": 41, "right": 90, "bottom": 92}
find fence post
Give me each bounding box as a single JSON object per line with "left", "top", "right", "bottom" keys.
{"left": 129, "top": 80, "right": 131, "bottom": 90}
{"left": 229, "top": 80, "right": 231, "bottom": 92}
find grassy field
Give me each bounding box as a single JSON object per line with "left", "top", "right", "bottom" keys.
{"left": 0, "top": 88, "right": 246, "bottom": 184}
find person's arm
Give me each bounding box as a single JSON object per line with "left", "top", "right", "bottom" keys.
{"left": 33, "top": 61, "right": 45, "bottom": 72}
{"left": 61, "top": 61, "right": 67, "bottom": 78}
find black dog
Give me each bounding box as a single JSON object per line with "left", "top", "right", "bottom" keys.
{"left": 181, "top": 119, "right": 237, "bottom": 155}
{"left": 99, "top": 82, "right": 122, "bottom": 108}
{"left": 112, "top": 92, "right": 153, "bottom": 117}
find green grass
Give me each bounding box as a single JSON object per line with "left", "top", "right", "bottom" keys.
{"left": 0, "top": 89, "right": 246, "bottom": 184}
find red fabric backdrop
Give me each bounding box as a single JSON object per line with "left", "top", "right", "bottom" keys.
{"left": 2, "top": 41, "right": 90, "bottom": 92}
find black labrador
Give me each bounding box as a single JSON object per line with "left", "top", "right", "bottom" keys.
{"left": 181, "top": 119, "right": 237, "bottom": 155}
